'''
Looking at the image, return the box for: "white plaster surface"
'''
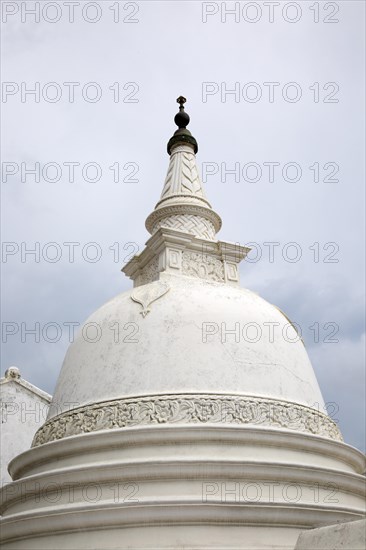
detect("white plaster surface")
[50,274,326,419]
[1,425,365,549]
[295,518,366,549]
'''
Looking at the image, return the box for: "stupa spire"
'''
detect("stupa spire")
[145,97,222,241]
[124,98,249,287]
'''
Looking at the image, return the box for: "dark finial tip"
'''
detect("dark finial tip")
[177,96,186,107]
[167,96,198,154]
[174,95,189,128]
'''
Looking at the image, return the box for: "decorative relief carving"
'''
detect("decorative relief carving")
[161,146,205,199]
[168,249,181,269]
[139,256,160,285]
[146,203,222,236]
[4,366,21,379]
[152,215,216,241]
[225,262,239,282]
[180,152,202,195]
[182,252,225,282]
[131,282,170,317]
[32,394,343,447]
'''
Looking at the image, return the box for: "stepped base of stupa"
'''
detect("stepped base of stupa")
[1,425,364,549]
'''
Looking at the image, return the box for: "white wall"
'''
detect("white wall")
[1,368,51,487]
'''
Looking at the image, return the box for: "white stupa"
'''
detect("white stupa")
[1,98,364,550]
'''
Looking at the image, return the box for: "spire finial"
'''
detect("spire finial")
[177,95,186,108]
[174,96,189,129]
[168,96,198,154]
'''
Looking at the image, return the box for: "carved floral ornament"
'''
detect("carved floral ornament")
[132,250,229,289]
[32,393,342,447]
[182,252,225,282]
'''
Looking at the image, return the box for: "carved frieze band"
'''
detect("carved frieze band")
[32,394,342,447]
[152,215,216,240]
[146,204,222,235]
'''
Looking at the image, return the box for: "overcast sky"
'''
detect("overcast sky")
[1,0,365,451]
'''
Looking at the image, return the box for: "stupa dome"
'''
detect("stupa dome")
[40,276,336,444]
